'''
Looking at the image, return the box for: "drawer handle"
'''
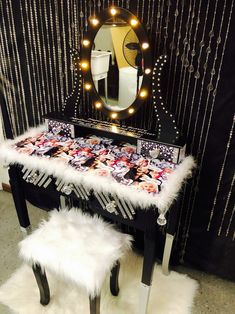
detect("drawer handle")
[61,184,73,195]
[26,173,38,184]
[105,201,116,213]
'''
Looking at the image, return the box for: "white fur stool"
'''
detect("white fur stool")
[19,208,132,314]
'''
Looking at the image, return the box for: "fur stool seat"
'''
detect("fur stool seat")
[19,208,132,314]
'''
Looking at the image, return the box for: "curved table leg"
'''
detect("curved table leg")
[32,263,50,306]
[110,261,120,296]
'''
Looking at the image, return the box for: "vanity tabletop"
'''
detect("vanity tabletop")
[0,125,195,213]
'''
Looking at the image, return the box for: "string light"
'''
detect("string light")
[90,18,99,26]
[145,68,151,74]
[139,90,148,98]
[130,19,138,26]
[111,113,118,119]
[142,42,149,49]
[110,8,117,16]
[95,101,102,108]
[84,83,92,90]
[82,7,152,119]
[82,39,90,46]
[81,61,89,70]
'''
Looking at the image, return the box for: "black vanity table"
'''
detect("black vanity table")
[0,6,195,314]
[5,124,194,314]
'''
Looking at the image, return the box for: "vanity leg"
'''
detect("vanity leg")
[20,226,32,237]
[8,166,31,234]
[162,233,174,275]
[162,202,179,275]
[139,229,156,314]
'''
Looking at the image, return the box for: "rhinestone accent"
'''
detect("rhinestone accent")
[61,184,73,195]
[105,201,116,213]
[26,173,38,184]
[157,214,167,226]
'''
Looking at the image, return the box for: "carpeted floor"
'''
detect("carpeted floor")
[0,190,235,313]
[0,252,198,314]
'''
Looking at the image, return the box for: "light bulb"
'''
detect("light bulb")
[142,42,149,49]
[130,19,138,26]
[139,90,147,98]
[111,113,118,119]
[110,8,117,16]
[85,83,92,90]
[95,102,102,108]
[83,39,90,46]
[145,68,151,74]
[81,61,89,69]
[91,18,99,26]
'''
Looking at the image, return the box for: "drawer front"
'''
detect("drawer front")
[19,166,158,230]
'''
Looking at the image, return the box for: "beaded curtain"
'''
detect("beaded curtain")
[0,0,234,279]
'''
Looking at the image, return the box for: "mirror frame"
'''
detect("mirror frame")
[81,7,152,120]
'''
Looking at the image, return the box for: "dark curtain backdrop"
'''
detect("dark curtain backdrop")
[0,0,234,280]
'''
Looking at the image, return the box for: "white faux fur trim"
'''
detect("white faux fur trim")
[19,208,132,297]
[0,125,196,212]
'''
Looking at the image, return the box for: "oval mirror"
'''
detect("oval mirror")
[81,7,152,120]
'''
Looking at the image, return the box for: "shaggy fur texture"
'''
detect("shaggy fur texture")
[0,252,198,314]
[19,208,132,297]
[0,125,196,211]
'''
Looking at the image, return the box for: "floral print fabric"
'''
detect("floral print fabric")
[14,132,177,195]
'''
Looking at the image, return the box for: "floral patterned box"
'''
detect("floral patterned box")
[137,139,186,164]
[45,119,75,138]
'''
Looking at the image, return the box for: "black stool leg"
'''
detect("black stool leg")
[32,263,50,306]
[110,261,120,296]
[89,295,100,314]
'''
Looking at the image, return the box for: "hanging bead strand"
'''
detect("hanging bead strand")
[8,0,29,130]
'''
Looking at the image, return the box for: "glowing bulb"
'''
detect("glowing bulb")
[85,83,92,90]
[128,108,135,114]
[81,61,89,69]
[139,90,147,98]
[145,68,151,74]
[95,102,102,108]
[130,19,138,26]
[142,42,149,49]
[111,113,118,119]
[110,8,117,16]
[91,18,99,26]
[83,39,90,46]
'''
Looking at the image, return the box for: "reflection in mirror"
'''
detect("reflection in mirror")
[90,19,143,112]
